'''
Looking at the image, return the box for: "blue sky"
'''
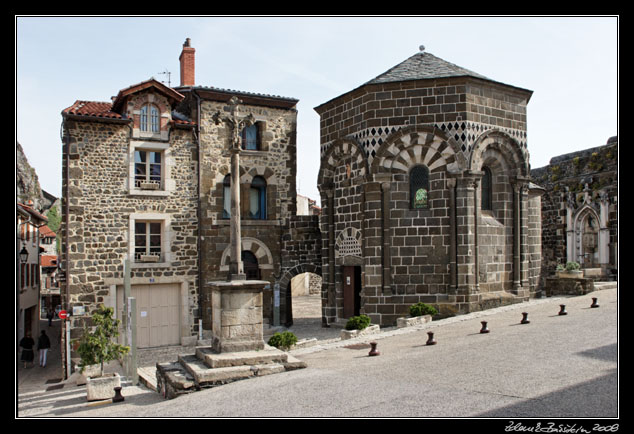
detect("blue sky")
[16,16,618,205]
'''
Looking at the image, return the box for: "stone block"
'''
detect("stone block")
[396,314,432,328]
[340,324,380,340]
[86,373,121,401]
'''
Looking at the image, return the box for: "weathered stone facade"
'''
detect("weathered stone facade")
[315,48,544,326]
[530,137,618,281]
[174,89,300,331]
[61,81,200,359]
[60,40,304,371]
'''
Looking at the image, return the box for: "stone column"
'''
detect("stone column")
[447,178,458,291]
[381,181,392,293]
[229,148,245,280]
[455,176,477,309]
[512,182,522,292]
[598,190,610,274]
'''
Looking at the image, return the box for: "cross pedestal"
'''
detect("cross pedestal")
[209,280,268,353]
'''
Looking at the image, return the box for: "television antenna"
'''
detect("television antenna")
[158,69,171,87]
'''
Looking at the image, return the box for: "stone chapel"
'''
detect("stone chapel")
[315,46,545,326]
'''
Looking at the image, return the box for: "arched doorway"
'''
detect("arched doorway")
[278,264,322,327]
[242,250,261,280]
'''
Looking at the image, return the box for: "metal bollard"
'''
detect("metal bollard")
[558,304,568,316]
[426,331,437,345]
[480,321,490,333]
[113,386,124,403]
[591,297,600,308]
[368,342,380,356]
[521,312,530,324]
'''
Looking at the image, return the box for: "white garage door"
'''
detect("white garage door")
[117,284,180,348]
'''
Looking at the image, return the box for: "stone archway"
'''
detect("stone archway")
[277,263,322,327]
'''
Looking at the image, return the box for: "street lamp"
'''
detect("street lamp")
[19,246,29,263]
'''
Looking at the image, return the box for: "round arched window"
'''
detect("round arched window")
[410,165,430,209]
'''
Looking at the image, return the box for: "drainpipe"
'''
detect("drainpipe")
[193,90,203,335]
[61,117,72,379]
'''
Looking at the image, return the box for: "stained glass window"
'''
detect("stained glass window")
[410,165,430,209]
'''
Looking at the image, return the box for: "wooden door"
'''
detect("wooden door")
[343,266,360,318]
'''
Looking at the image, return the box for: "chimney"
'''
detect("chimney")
[179,38,195,87]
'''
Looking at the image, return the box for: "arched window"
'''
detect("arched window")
[249,176,267,219]
[242,250,260,280]
[222,175,231,219]
[140,104,160,133]
[481,167,493,211]
[410,165,430,209]
[241,124,259,150]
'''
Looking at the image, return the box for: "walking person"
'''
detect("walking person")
[19,331,35,369]
[37,330,51,368]
[47,308,53,327]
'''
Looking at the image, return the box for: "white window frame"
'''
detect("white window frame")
[128,141,173,197]
[129,213,172,268]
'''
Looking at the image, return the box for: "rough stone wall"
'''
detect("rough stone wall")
[61,117,199,348]
[317,77,529,164]
[530,137,618,279]
[317,78,538,326]
[280,215,321,324]
[195,98,298,329]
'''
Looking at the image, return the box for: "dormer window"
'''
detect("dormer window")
[140,104,160,133]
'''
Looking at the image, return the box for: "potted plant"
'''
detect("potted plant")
[267,331,298,351]
[77,305,130,401]
[556,261,584,279]
[340,315,380,340]
[397,302,438,328]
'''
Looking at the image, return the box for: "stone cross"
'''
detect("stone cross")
[214,96,255,281]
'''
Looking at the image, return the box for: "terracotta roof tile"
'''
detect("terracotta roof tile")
[41,255,58,267]
[62,101,123,119]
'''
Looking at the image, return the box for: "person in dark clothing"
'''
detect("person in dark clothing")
[37,330,51,367]
[47,309,53,327]
[19,332,35,368]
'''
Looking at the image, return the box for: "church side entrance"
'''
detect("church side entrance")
[343,265,361,318]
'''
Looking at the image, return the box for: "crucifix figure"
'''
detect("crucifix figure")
[214,96,255,281]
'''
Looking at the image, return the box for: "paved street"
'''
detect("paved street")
[17,287,618,420]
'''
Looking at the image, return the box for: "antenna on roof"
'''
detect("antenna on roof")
[158,69,172,87]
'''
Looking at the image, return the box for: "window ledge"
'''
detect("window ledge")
[129,188,170,197]
[216,219,281,227]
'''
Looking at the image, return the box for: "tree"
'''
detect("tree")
[77,305,129,377]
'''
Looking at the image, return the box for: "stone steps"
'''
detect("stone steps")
[154,345,306,399]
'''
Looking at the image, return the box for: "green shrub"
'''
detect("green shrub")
[409,302,438,318]
[267,331,298,350]
[565,261,581,271]
[345,314,371,331]
[77,305,129,376]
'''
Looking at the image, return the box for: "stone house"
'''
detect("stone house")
[17,202,48,343]
[60,39,302,367]
[314,47,545,326]
[530,137,618,281]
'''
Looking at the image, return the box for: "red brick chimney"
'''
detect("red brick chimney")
[179,38,195,87]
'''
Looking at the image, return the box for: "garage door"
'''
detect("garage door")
[117,284,180,348]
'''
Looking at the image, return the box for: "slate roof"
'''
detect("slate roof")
[316,48,532,112]
[364,50,492,85]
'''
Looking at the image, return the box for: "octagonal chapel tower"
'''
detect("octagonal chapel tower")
[315,46,544,326]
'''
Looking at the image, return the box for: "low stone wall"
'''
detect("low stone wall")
[396,315,432,328]
[340,324,380,340]
[544,277,595,296]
